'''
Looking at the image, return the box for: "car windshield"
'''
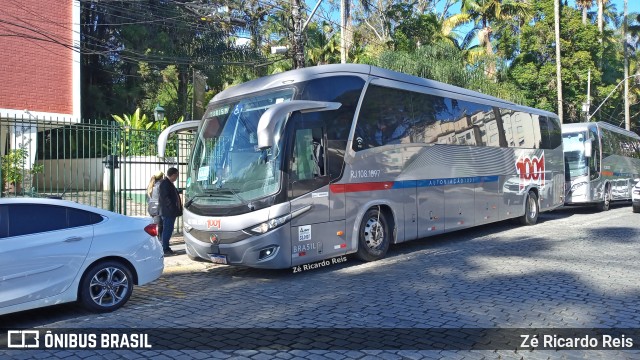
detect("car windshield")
[186,88,295,207]
[563,131,588,180]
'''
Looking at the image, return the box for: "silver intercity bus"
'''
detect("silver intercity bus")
[158,64,564,269]
[563,122,640,211]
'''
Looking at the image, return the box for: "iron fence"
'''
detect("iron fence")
[0,114,194,233]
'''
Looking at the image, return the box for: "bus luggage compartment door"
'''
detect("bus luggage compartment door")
[444,184,475,231]
[417,183,445,238]
[475,178,500,225]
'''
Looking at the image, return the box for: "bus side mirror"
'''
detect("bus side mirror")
[584,139,592,158]
[257,100,341,149]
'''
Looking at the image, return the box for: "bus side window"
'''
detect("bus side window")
[291,127,325,181]
[590,129,600,179]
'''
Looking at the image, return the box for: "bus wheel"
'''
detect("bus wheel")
[356,208,390,262]
[596,186,611,211]
[519,191,539,225]
[633,204,640,213]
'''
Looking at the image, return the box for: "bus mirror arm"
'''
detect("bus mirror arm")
[257,100,341,149]
[157,120,200,158]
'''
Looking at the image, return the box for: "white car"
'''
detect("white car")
[0,198,163,315]
[633,180,640,213]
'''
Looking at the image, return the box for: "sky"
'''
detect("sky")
[587,0,640,18]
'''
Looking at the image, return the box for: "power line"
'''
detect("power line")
[0,3,267,68]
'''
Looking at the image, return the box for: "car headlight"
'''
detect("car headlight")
[247,214,292,235]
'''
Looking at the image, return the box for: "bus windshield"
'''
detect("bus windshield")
[186,89,295,208]
[562,131,588,180]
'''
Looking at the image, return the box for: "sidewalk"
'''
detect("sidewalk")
[162,234,217,274]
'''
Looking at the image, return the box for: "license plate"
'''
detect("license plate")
[209,254,228,265]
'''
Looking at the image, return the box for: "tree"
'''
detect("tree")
[509,0,624,123]
[80,1,264,121]
[576,0,593,25]
[392,10,473,52]
[306,21,341,65]
[461,0,532,78]
[555,0,563,123]
[369,40,525,104]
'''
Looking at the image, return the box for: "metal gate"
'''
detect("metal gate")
[0,115,194,232]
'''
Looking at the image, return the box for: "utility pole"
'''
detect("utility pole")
[587,69,591,120]
[292,0,305,69]
[340,0,346,63]
[583,69,591,121]
[624,0,630,130]
[554,0,563,123]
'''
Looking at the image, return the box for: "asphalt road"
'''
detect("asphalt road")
[2,203,640,359]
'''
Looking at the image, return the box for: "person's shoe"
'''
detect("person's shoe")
[163,248,175,256]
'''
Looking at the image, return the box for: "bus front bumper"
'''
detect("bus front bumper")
[184,224,292,269]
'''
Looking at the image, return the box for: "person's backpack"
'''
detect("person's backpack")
[147,180,162,216]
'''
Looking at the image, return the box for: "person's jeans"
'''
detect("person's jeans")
[153,215,163,241]
[160,215,176,250]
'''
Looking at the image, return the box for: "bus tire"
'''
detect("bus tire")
[633,204,640,213]
[356,208,390,262]
[519,191,539,225]
[596,185,611,212]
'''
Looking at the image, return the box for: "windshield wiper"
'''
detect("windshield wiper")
[184,188,246,208]
[184,194,215,209]
[224,187,246,204]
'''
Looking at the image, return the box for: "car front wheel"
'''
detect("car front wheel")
[79,261,134,312]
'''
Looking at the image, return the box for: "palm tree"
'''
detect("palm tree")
[597,0,605,37]
[576,0,593,25]
[461,0,532,78]
[592,0,619,29]
[341,0,370,63]
[554,0,563,123]
[305,21,341,65]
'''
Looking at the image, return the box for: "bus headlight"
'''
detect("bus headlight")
[247,214,291,235]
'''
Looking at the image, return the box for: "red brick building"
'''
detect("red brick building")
[0,0,80,119]
[0,0,80,160]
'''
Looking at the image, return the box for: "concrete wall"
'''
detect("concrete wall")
[29,155,189,195]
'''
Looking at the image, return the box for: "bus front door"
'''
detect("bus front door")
[288,124,346,266]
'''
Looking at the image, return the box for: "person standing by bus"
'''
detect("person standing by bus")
[146,171,164,241]
[158,167,182,256]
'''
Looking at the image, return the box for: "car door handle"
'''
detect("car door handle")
[63,236,83,243]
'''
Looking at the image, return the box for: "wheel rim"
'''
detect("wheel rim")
[89,267,129,307]
[604,188,610,208]
[363,216,385,250]
[528,195,537,219]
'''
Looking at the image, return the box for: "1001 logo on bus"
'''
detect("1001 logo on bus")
[515,152,545,191]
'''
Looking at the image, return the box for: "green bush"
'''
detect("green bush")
[1,148,28,187]
[1,148,45,190]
